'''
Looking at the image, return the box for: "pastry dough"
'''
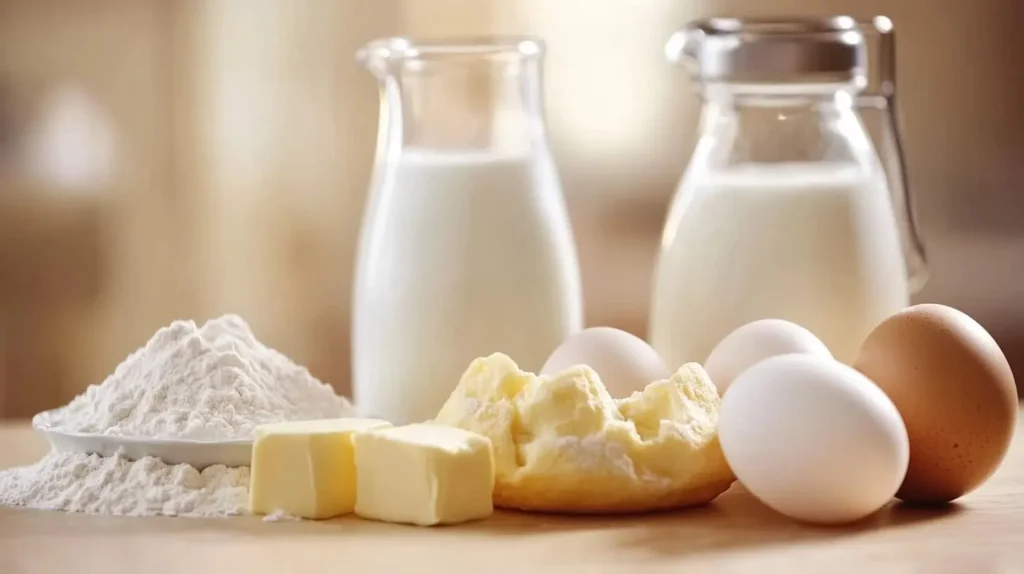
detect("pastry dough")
[434,353,735,513]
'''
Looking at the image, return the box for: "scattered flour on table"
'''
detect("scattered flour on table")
[262,509,301,522]
[35,314,356,441]
[0,450,249,518]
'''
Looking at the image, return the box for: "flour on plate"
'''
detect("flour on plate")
[1,313,356,518]
[36,314,356,441]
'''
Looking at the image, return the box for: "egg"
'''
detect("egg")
[719,354,909,524]
[704,319,832,394]
[541,327,670,397]
[854,304,1018,504]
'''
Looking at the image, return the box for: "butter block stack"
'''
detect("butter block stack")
[354,423,495,526]
[249,418,391,519]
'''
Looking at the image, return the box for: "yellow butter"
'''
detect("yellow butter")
[249,418,391,519]
[354,424,495,526]
[434,353,736,513]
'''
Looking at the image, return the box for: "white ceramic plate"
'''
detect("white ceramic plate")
[32,410,252,469]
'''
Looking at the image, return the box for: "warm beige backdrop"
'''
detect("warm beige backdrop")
[1,0,1022,417]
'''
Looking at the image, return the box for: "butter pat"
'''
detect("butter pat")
[249,418,391,519]
[354,424,495,526]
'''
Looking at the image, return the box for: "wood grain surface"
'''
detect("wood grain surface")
[0,418,1021,573]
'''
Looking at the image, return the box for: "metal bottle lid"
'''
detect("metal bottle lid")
[667,16,878,85]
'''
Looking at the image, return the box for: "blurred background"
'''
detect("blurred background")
[1,0,1022,418]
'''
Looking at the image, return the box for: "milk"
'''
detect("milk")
[650,164,909,368]
[352,150,583,424]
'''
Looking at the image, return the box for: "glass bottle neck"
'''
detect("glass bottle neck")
[702,81,860,105]
[376,55,546,156]
[695,83,878,169]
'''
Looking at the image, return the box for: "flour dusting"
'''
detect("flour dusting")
[0,450,249,517]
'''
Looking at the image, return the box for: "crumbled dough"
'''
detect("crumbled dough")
[434,353,735,513]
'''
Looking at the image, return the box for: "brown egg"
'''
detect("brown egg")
[854,304,1017,504]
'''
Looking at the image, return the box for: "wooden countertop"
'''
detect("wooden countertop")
[0,420,1021,573]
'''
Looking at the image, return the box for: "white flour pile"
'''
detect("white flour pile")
[0,314,356,518]
[0,451,249,517]
[36,314,355,440]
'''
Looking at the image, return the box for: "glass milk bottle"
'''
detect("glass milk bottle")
[353,37,583,424]
[650,17,928,368]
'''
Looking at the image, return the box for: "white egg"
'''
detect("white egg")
[718,354,909,525]
[541,327,670,397]
[705,319,832,394]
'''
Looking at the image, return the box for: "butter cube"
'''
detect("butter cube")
[249,418,391,519]
[354,424,495,526]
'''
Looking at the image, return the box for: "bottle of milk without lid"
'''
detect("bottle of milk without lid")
[651,17,929,367]
[353,37,583,424]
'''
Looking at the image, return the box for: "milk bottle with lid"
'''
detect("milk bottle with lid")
[353,37,583,424]
[650,17,929,367]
